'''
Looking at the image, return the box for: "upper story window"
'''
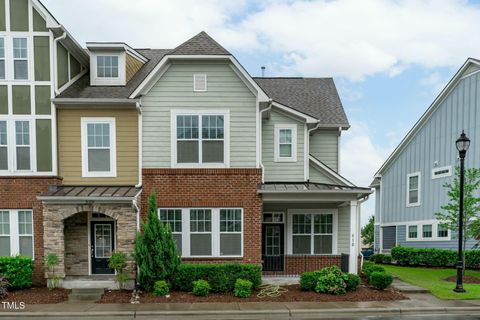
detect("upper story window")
[0,121,7,171]
[81,118,116,177]
[274,124,297,162]
[173,111,229,167]
[13,38,28,80]
[406,172,421,207]
[15,121,31,171]
[193,74,207,92]
[0,38,5,80]
[97,56,119,78]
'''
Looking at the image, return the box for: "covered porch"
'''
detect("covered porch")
[258,182,372,275]
[38,186,141,288]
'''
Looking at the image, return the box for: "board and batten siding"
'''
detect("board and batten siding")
[380,71,480,224]
[57,108,138,185]
[262,109,305,181]
[310,130,339,172]
[141,61,257,168]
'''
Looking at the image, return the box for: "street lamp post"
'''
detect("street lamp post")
[454,130,470,293]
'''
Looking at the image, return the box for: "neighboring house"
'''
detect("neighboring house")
[372,58,480,253]
[0,0,371,287]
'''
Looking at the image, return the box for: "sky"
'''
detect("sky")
[42,0,480,225]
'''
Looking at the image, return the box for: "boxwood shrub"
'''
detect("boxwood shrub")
[234,279,253,298]
[192,280,210,296]
[0,256,33,289]
[370,254,392,264]
[173,264,261,293]
[369,271,393,290]
[390,247,480,268]
[299,271,321,291]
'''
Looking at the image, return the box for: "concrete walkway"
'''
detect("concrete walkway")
[1,293,480,319]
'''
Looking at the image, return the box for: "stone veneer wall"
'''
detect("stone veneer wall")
[64,213,89,276]
[43,203,137,279]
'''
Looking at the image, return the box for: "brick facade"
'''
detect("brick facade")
[264,255,363,276]
[0,176,62,285]
[142,168,263,264]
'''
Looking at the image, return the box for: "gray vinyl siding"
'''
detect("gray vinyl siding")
[374,225,380,252]
[309,163,337,184]
[142,61,257,168]
[396,224,478,250]
[263,203,350,255]
[380,72,480,226]
[310,130,339,171]
[262,109,305,181]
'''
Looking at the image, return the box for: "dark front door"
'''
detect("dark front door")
[262,224,284,271]
[91,221,115,274]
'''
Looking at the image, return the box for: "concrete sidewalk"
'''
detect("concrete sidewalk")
[1,293,480,319]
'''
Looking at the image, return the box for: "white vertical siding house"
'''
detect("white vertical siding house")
[372,58,480,252]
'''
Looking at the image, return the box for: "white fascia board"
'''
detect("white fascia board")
[309,155,355,187]
[271,101,319,124]
[129,55,270,101]
[52,98,139,106]
[86,42,148,63]
[375,58,480,176]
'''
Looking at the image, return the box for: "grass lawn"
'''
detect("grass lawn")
[383,264,480,300]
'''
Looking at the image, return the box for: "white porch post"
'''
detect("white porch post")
[349,200,358,274]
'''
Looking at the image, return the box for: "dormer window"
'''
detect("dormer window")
[97,56,119,78]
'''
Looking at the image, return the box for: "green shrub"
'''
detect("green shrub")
[234,279,253,298]
[0,256,33,289]
[300,271,321,291]
[345,273,361,292]
[192,280,210,296]
[109,252,129,289]
[134,191,181,291]
[0,277,8,299]
[173,264,261,293]
[314,266,348,295]
[369,272,393,290]
[370,254,392,264]
[362,264,385,279]
[153,280,170,296]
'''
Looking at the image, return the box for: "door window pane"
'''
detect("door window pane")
[95,224,112,258]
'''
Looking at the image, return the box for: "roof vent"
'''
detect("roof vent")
[261,66,266,77]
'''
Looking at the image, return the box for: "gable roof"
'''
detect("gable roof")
[309,155,355,187]
[254,77,349,128]
[169,31,230,55]
[375,58,480,176]
[57,49,170,100]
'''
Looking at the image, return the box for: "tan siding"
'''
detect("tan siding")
[126,54,144,83]
[57,108,139,185]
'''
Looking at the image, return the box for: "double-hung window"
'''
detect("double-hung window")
[0,38,5,80]
[13,38,28,80]
[407,172,421,207]
[97,56,119,78]
[274,124,297,162]
[437,224,448,238]
[81,118,116,177]
[175,112,228,166]
[159,209,183,254]
[291,212,335,255]
[0,121,7,170]
[189,209,212,256]
[15,121,30,171]
[408,225,418,239]
[219,209,242,256]
[0,210,33,258]
[422,224,432,238]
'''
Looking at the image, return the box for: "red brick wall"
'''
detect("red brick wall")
[0,176,62,285]
[264,255,363,276]
[142,168,263,264]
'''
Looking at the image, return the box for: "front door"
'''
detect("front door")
[262,224,284,271]
[91,221,115,274]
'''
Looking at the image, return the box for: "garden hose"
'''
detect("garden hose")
[257,284,288,298]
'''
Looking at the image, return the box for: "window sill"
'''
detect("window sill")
[172,163,229,169]
[274,158,297,163]
[406,203,421,208]
[82,172,117,178]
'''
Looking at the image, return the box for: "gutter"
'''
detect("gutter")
[258,189,373,195]
[259,99,273,183]
[52,98,140,106]
[53,32,67,95]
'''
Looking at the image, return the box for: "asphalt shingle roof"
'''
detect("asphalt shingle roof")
[169,31,230,55]
[253,77,349,127]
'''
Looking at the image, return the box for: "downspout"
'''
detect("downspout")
[259,99,273,183]
[306,121,321,181]
[135,101,143,189]
[53,31,67,95]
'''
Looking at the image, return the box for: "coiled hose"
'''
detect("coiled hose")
[257,284,288,298]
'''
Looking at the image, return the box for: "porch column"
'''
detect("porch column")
[349,200,358,274]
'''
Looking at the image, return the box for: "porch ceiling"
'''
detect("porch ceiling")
[37,185,141,202]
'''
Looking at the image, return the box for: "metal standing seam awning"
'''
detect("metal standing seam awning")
[37,185,141,202]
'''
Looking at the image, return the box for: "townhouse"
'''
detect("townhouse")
[0,0,371,288]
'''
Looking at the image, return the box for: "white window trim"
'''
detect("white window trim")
[405,220,451,241]
[81,117,117,178]
[0,37,5,80]
[12,37,29,81]
[170,109,230,168]
[406,172,421,207]
[432,165,452,179]
[286,209,338,255]
[0,209,34,259]
[90,51,126,86]
[14,120,32,172]
[274,124,297,162]
[193,74,207,92]
[158,207,244,258]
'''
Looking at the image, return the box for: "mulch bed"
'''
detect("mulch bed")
[98,284,407,304]
[1,287,71,304]
[444,275,480,284]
